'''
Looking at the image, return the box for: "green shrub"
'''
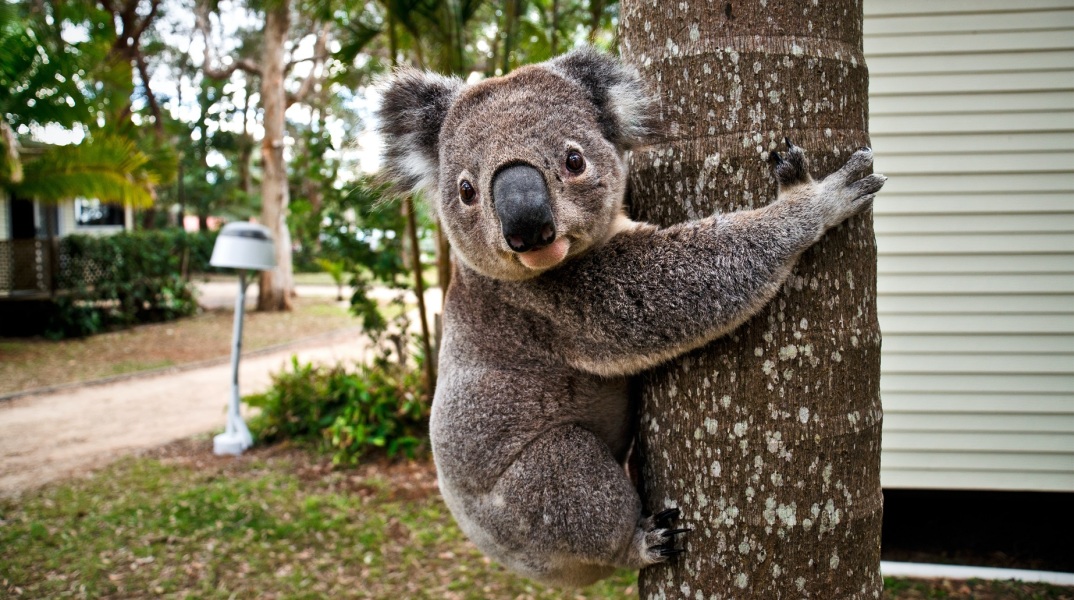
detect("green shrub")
[245,355,428,465]
[44,229,209,338]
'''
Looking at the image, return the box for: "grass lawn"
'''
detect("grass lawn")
[1,441,1070,600]
[0,297,358,397]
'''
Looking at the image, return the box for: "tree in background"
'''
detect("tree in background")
[0,0,160,208]
[196,0,337,310]
[620,0,884,596]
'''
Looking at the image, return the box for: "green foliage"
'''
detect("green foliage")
[0,1,175,212]
[42,229,217,338]
[291,176,418,331]
[0,1,108,131]
[14,135,157,207]
[246,354,428,465]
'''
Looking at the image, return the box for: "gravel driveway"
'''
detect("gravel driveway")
[0,330,368,498]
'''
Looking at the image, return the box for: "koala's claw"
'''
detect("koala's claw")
[772,138,810,187]
[635,508,689,565]
[652,508,680,528]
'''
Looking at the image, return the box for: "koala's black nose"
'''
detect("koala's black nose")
[493,164,556,253]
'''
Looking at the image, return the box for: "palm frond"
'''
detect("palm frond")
[13,136,154,207]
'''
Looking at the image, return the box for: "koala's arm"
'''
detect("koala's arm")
[525,146,885,378]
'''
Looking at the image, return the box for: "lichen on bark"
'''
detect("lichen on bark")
[620,1,884,597]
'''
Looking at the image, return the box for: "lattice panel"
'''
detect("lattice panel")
[0,241,12,293]
[9,240,48,293]
[57,245,110,289]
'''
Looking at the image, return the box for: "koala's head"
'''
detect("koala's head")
[378,48,655,281]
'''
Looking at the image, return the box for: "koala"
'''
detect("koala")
[377,48,886,587]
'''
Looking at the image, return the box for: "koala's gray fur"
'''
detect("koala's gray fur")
[378,48,886,587]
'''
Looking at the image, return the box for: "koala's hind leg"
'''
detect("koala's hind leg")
[484,425,686,587]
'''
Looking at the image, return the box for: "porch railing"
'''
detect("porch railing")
[0,239,57,298]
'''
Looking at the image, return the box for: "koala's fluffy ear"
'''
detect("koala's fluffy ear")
[548,48,657,151]
[377,69,464,195]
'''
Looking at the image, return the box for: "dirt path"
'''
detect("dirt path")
[0,332,370,498]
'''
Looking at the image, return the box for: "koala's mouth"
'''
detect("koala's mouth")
[516,237,571,270]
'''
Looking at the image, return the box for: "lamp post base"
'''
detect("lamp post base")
[213,431,252,456]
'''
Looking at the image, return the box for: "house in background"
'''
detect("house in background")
[0,193,133,298]
[865,0,1073,494]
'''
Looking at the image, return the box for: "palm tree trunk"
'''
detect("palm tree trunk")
[258,0,295,311]
[620,1,884,596]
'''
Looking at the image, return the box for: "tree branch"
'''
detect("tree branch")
[129,0,161,45]
[194,0,262,79]
[135,50,164,135]
[285,22,329,107]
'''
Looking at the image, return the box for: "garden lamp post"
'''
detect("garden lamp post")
[209,222,276,456]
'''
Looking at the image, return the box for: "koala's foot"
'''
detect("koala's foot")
[632,507,690,565]
[769,137,810,187]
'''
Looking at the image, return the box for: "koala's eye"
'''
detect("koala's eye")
[459,180,477,205]
[565,150,585,174]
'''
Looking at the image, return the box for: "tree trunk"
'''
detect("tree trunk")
[405,196,436,394]
[620,2,884,597]
[258,1,295,311]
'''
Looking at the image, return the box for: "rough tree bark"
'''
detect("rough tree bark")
[620,1,884,598]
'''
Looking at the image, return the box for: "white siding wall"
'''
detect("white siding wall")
[58,199,76,237]
[865,0,1074,491]
[0,194,8,241]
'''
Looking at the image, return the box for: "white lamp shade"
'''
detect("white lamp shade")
[210,222,276,271]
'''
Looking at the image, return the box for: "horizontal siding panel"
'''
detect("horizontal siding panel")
[880,334,1074,354]
[878,290,1073,310]
[883,431,1074,452]
[877,275,1074,294]
[878,255,1074,275]
[876,152,1072,175]
[879,294,1074,314]
[873,132,1074,154]
[872,91,1074,115]
[882,392,1074,414]
[870,70,1074,95]
[869,51,1074,76]
[873,193,1074,215]
[879,313,1074,333]
[872,111,1074,135]
[880,174,1072,194]
[865,10,1074,36]
[866,1,1074,17]
[865,30,1074,56]
[881,373,1072,393]
[880,468,1073,492]
[881,353,1074,374]
[875,213,1074,234]
[876,233,1074,254]
[884,413,1074,433]
[882,451,1074,473]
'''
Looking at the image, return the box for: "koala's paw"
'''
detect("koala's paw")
[635,508,689,565]
[769,137,811,188]
[818,146,888,225]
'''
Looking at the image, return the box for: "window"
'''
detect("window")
[75,198,124,227]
